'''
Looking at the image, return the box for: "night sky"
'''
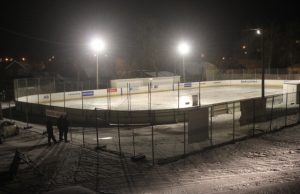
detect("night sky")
[0,0,299,61]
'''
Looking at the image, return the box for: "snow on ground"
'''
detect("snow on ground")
[0,119,300,194]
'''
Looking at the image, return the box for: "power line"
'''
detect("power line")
[0,26,79,46]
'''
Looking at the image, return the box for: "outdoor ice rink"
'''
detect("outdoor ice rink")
[46,85,283,110]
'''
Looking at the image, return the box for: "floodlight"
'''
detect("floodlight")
[177,42,190,56]
[256,29,262,35]
[90,38,105,53]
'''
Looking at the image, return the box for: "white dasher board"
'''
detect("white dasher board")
[283,81,300,104]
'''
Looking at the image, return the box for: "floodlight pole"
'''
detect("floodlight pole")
[90,37,105,89]
[261,29,265,98]
[96,54,99,89]
[243,28,265,98]
[182,56,185,82]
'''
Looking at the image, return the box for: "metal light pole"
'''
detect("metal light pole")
[90,37,106,89]
[256,29,265,98]
[96,54,99,89]
[177,41,190,83]
[261,30,265,98]
[182,56,186,82]
[243,28,264,98]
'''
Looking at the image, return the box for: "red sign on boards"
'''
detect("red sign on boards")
[107,88,117,92]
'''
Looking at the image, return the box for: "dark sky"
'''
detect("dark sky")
[0,0,299,61]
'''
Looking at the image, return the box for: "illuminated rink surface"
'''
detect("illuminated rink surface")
[46,85,283,110]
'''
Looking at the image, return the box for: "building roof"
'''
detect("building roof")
[5,60,30,71]
[144,71,176,77]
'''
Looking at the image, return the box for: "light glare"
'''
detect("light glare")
[90,38,105,53]
[256,29,261,35]
[177,42,190,56]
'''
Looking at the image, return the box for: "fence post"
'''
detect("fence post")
[298,91,300,123]
[151,111,155,165]
[70,114,73,142]
[129,83,131,111]
[252,99,256,136]
[81,83,85,146]
[147,83,151,121]
[285,93,288,127]
[132,113,135,157]
[63,81,66,110]
[25,79,29,127]
[82,119,85,146]
[95,108,99,148]
[178,82,180,109]
[49,79,52,107]
[172,78,175,91]
[150,82,152,110]
[109,86,111,112]
[210,106,213,145]
[269,96,274,131]
[37,78,40,104]
[183,111,186,157]
[198,81,201,107]
[148,83,150,110]
[127,83,129,111]
[117,112,122,156]
[15,79,19,100]
[80,82,83,111]
[106,81,110,110]
[232,102,235,141]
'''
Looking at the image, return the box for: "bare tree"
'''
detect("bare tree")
[131,18,162,76]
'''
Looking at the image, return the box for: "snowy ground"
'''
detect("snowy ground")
[0,119,300,194]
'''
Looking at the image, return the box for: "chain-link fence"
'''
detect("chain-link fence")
[205,68,299,81]
[76,92,299,164]
[2,91,299,165]
[6,71,300,164]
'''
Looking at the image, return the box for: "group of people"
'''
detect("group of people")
[46,115,69,146]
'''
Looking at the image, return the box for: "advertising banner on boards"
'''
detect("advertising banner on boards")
[82,90,94,96]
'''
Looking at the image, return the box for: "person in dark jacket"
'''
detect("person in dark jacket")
[62,115,69,142]
[46,119,57,145]
[57,115,64,141]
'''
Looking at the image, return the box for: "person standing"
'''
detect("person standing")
[62,115,69,142]
[46,119,57,146]
[57,115,63,141]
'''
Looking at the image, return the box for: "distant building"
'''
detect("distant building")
[288,64,300,74]
[4,60,31,77]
